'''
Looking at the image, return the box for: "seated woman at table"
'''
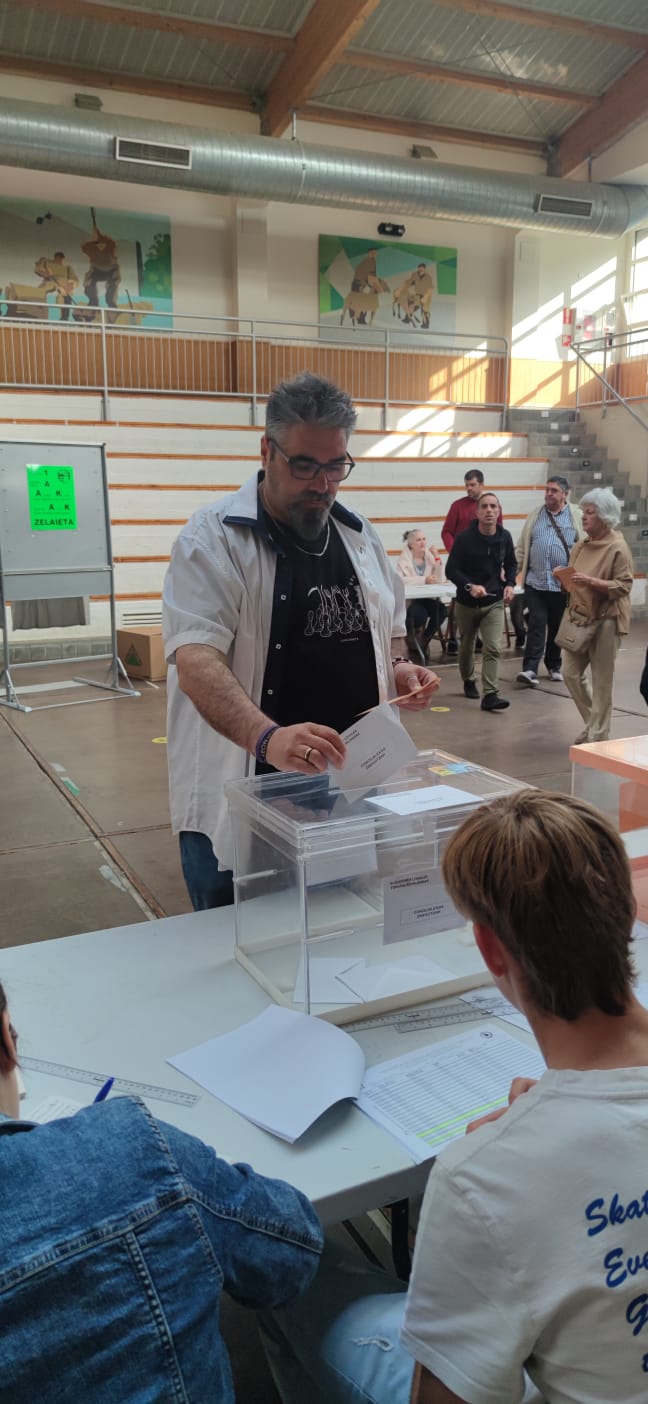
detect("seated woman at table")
[398,527,447,658]
[0,982,322,1402]
[557,487,633,744]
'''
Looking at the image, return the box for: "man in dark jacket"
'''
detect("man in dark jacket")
[446,492,516,712]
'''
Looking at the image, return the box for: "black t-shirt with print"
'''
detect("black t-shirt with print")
[270,516,379,735]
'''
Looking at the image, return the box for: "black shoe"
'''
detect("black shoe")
[481,692,510,712]
[463,680,479,699]
[446,639,459,655]
[475,638,483,653]
[515,636,526,650]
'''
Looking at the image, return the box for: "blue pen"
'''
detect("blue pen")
[94,1077,114,1103]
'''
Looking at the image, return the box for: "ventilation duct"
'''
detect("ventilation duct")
[534,193,593,219]
[0,98,646,238]
[115,137,192,170]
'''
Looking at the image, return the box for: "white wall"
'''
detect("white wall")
[511,228,629,363]
[581,402,648,497]
[266,200,514,339]
[0,74,636,361]
[0,74,533,339]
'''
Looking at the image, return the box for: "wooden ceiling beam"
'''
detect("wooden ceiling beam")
[551,54,648,176]
[261,0,382,137]
[303,103,546,157]
[345,50,595,106]
[0,52,254,112]
[428,0,648,50]
[18,0,292,53]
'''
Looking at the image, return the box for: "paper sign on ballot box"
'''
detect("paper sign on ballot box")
[383,867,465,944]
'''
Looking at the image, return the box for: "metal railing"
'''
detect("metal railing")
[573,324,648,438]
[0,301,510,428]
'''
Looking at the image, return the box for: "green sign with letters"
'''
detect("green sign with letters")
[26,464,78,531]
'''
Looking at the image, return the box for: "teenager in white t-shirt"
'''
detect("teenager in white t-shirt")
[259,789,648,1404]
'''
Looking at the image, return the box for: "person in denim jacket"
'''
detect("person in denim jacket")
[0,979,323,1403]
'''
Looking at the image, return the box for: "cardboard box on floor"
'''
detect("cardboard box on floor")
[117,626,167,682]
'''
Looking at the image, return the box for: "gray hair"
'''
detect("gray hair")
[477,490,500,507]
[580,487,622,529]
[265,372,357,442]
[547,475,570,493]
[403,527,425,544]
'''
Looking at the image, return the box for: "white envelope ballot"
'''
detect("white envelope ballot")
[337,704,417,796]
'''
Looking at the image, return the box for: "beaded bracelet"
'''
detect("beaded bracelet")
[255,723,280,765]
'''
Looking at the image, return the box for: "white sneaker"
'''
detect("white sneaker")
[546,669,563,682]
[516,670,539,688]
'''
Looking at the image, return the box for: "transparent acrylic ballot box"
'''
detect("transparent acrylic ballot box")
[226,749,525,1022]
[571,736,648,922]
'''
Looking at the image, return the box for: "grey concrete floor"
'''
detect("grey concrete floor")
[2,629,648,1400]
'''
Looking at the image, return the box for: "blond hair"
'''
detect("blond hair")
[442,790,636,1020]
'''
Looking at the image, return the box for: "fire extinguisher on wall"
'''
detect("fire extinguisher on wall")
[562,306,575,348]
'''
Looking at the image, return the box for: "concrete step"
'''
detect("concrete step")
[509,408,577,424]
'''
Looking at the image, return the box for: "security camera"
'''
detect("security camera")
[378,222,405,237]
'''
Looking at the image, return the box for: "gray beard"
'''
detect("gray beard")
[287,504,331,540]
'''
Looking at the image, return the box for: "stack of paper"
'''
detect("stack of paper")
[358,1026,545,1162]
[168,1005,365,1142]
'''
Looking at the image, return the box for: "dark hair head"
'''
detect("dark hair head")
[464,469,484,485]
[442,790,636,1021]
[265,373,357,442]
[0,979,16,1062]
[547,475,570,493]
[54,251,65,259]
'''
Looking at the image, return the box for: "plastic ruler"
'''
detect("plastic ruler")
[20,1057,199,1107]
[345,1000,494,1034]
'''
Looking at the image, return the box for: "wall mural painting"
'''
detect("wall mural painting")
[0,199,172,326]
[319,234,457,335]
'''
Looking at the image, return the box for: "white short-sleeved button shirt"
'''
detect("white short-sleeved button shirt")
[162,473,406,869]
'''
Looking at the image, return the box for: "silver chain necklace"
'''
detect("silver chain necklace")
[291,520,331,557]
[269,514,331,558]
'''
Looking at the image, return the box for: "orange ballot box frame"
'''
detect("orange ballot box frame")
[571,736,648,921]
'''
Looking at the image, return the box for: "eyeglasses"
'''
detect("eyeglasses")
[267,436,354,483]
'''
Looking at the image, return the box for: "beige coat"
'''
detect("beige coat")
[567,531,634,634]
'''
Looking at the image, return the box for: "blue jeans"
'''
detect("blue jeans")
[258,1233,546,1404]
[258,1235,414,1404]
[179,831,234,910]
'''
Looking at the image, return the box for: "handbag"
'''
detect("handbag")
[554,610,601,654]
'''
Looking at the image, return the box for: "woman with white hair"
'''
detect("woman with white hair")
[397,527,446,659]
[556,488,633,743]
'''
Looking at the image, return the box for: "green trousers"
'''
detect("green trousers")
[455,599,505,696]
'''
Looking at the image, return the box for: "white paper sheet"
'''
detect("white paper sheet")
[28,1096,82,1123]
[633,921,648,941]
[338,956,455,1002]
[337,704,417,796]
[366,783,484,816]
[292,955,364,1005]
[168,1005,366,1143]
[383,868,464,944]
[358,1026,545,1162]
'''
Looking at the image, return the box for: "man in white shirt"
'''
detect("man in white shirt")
[162,373,439,909]
[260,788,648,1404]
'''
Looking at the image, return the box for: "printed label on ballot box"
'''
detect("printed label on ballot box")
[383,867,463,944]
